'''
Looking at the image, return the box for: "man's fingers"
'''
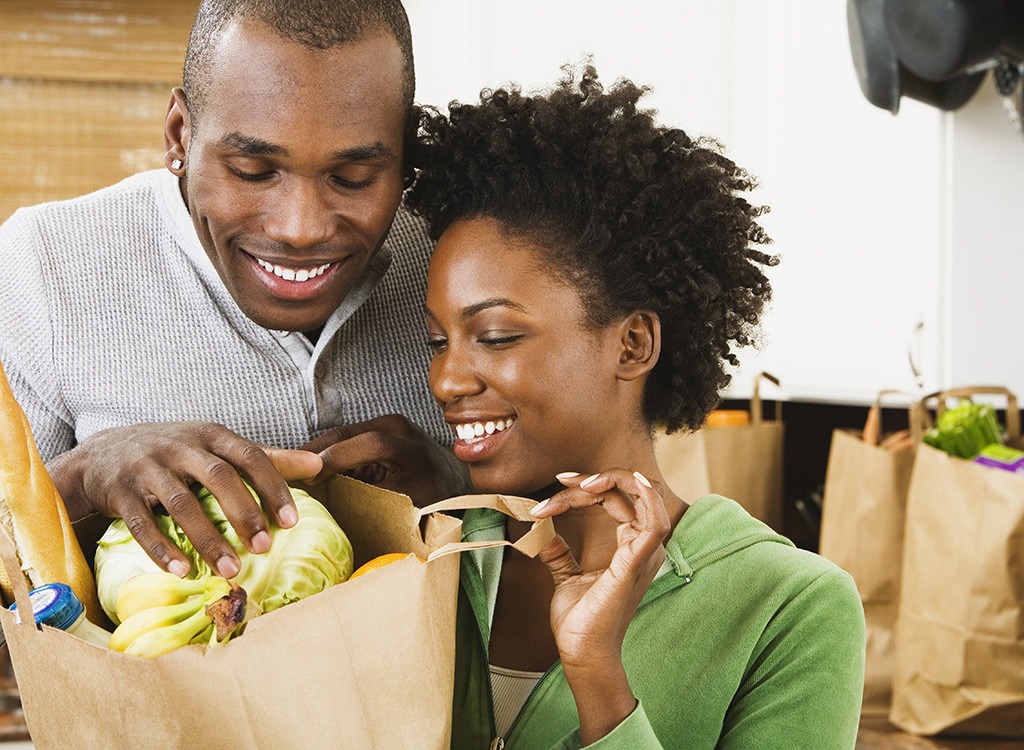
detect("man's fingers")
[119,498,192,578]
[203,431,299,533]
[146,469,245,578]
[263,447,323,481]
[307,430,400,483]
[301,424,361,454]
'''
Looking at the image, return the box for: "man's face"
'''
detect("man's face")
[168,20,408,333]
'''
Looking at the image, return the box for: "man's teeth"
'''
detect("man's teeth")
[255,257,332,282]
[455,419,514,441]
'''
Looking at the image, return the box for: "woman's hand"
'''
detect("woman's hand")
[530,469,671,743]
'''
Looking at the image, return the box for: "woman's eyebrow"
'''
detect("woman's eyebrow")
[424,298,527,323]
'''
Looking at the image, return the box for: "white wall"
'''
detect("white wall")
[405,0,1024,406]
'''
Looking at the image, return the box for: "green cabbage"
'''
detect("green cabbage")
[95,483,353,624]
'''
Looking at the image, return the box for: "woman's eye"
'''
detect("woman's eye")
[426,338,448,352]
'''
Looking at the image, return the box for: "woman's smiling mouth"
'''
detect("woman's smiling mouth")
[450,417,516,462]
[453,417,515,442]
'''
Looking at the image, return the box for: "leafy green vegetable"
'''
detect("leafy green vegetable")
[95,484,353,625]
[923,400,1004,459]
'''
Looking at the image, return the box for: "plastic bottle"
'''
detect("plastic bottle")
[8,582,111,648]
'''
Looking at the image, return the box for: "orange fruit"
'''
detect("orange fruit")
[348,552,420,580]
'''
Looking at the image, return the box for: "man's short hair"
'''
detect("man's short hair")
[183,0,415,122]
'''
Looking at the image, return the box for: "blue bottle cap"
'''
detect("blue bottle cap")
[8,582,83,631]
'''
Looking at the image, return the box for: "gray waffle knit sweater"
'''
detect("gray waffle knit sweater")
[0,169,448,461]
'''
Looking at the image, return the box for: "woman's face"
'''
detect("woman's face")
[425,217,630,495]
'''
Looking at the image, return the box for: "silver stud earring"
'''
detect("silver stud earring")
[170,158,183,170]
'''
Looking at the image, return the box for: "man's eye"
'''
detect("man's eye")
[479,335,522,346]
[230,167,274,182]
[331,174,376,190]
[426,338,448,352]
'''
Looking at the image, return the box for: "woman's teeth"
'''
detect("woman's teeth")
[255,257,333,282]
[455,418,514,441]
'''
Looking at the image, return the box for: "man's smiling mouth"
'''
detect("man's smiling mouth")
[254,256,336,282]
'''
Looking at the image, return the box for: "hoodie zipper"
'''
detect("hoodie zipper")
[496,573,692,748]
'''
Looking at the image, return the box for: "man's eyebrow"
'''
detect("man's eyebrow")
[219,132,285,155]
[217,134,394,162]
[331,142,395,161]
[425,297,528,323]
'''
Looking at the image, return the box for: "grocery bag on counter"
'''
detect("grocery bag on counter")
[0,475,554,750]
[818,390,920,717]
[655,372,784,531]
[890,386,1024,738]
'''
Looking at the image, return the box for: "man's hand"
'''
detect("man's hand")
[50,422,322,578]
[301,414,469,506]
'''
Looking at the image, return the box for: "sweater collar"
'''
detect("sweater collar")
[155,167,392,344]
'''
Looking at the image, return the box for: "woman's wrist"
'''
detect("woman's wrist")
[563,660,637,745]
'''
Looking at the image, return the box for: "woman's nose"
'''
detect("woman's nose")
[429,347,484,402]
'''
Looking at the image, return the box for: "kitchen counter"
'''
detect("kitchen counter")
[857,717,1022,749]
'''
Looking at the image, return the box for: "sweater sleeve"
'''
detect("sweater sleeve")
[554,700,663,750]
[720,567,866,750]
[0,210,75,461]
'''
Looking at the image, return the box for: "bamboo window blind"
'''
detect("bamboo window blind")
[0,1,199,221]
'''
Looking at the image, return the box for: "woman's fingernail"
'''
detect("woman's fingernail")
[579,473,601,488]
[633,471,653,488]
[530,499,550,516]
[555,472,580,481]
[217,555,240,579]
[167,559,189,579]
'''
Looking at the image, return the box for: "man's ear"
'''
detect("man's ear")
[163,87,190,172]
[616,310,661,382]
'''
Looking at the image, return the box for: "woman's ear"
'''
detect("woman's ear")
[616,310,661,382]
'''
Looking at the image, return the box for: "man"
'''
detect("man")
[0,0,463,581]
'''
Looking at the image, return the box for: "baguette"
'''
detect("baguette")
[0,361,101,622]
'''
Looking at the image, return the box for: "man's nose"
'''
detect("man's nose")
[262,178,337,250]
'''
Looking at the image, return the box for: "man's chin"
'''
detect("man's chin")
[242,305,333,335]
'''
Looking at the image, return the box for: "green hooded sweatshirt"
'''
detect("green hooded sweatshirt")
[452,495,866,749]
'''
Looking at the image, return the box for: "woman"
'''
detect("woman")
[407,66,865,749]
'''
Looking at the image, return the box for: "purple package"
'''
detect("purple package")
[972,444,1024,474]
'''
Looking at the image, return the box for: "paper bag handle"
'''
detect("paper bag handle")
[0,522,36,629]
[416,494,556,563]
[909,386,1021,445]
[750,372,782,424]
[933,385,1020,441]
[863,389,922,446]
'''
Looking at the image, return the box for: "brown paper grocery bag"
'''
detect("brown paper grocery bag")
[819,390,920,717]
[0,476,555,750]
[890,386,1024,738]
[655,372,784,530]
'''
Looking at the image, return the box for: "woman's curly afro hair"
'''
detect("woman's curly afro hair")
[406,64,778,434]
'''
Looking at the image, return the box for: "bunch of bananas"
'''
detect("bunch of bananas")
[110,572,248,658]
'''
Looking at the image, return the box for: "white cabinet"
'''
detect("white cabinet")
[406,0,1024,404]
